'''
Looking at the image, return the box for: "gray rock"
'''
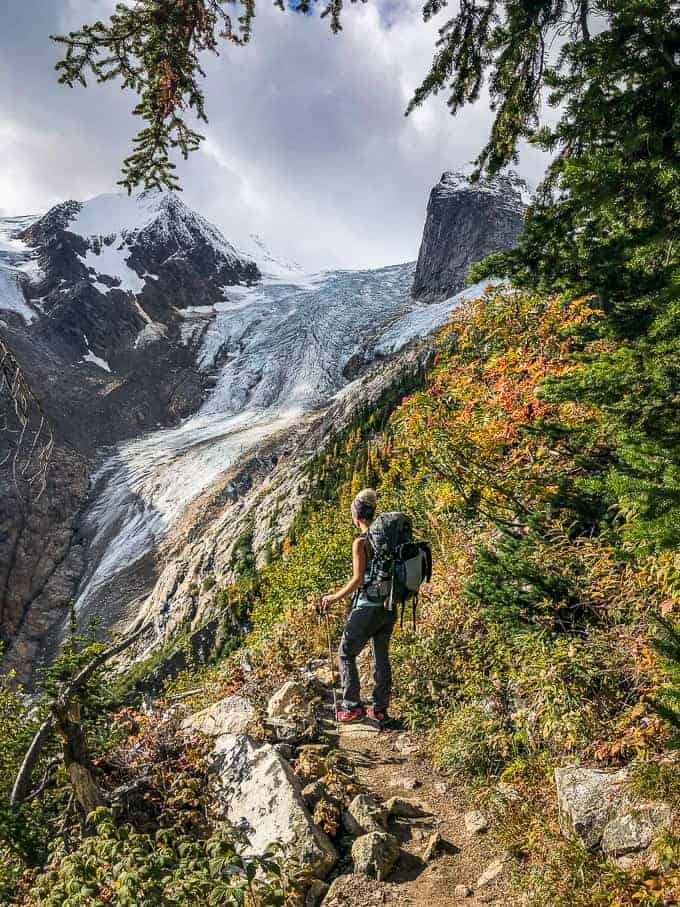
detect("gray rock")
[274,743,295,760]
[556,765,673,861]
[267,680,313,719]
[182,695,258,737]
[269,714,319,744]
[422,831,442,862]
[475,856,509,890]
[464,809,488,834]
[342,794,387,836]
[454,884,472,899]
[385,796,429,818]
[412,170,527,302]
[211,732,337,877]
[351,831,401,880]
[554,766,628,848]
[601,803,672,857]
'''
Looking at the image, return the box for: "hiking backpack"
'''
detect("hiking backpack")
[362,512,432,630]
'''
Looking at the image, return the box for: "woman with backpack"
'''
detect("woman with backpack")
[321,488,397,724]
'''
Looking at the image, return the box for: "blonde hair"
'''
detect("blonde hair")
[351,488,377,522]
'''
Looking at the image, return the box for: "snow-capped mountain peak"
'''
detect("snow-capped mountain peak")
[66,191,251,271]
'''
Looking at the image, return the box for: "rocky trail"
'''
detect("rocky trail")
[182,648,516,907]
[318,682,514,906]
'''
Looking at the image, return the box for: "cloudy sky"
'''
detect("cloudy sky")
[1,0,551,269]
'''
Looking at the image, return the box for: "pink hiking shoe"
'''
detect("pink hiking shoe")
[366,706,388,722]
[336,706,364,723]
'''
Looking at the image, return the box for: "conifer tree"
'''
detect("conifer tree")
[650,615,680,749]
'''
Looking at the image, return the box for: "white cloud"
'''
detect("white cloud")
[0,0,551,269]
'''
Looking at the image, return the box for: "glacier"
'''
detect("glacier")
[0,190,491,628]
[75,264,484,613]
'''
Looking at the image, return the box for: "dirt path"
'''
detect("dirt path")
[324,717,515,906]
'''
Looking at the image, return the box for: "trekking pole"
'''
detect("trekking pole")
[316,598,339,731]
[324,613,339,728]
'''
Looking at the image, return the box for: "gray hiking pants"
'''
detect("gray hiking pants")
[338,606,397,712]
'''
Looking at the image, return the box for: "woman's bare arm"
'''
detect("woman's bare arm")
[321,537,367,607]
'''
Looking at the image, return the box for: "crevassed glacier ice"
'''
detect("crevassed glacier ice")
[76,263,485,611]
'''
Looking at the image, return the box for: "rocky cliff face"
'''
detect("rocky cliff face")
[0,193,260,671]
[412,171,528,302]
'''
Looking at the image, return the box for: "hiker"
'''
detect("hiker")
[321,489,396,724]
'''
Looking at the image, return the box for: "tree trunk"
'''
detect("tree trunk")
[54,701,104,818]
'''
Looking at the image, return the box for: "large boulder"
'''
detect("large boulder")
[555,766,672,857]
[182,694,259,737]
[183,697,336,877]
[211,732,337,877]
[555,766,629,848]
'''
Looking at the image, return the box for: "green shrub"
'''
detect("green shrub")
[26,809,304,906]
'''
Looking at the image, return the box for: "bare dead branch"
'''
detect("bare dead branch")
[10,622,152,807]
[0,333,54,502]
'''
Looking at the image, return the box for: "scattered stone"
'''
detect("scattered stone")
[343,794,387,836]
[210,732,337,877]
[454,884,472,899]
[395,734,420,756]
[464,809,488,834]
[475,856,509,890]
[351,831,401,880]
[434,781,449,795]
[182,695,258,737]
[385,796,429,818]
[306,879,329,906]
[267,680,313,719]
[422,831,442,862]
[601,804,673,857]
[496,782,521,803]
